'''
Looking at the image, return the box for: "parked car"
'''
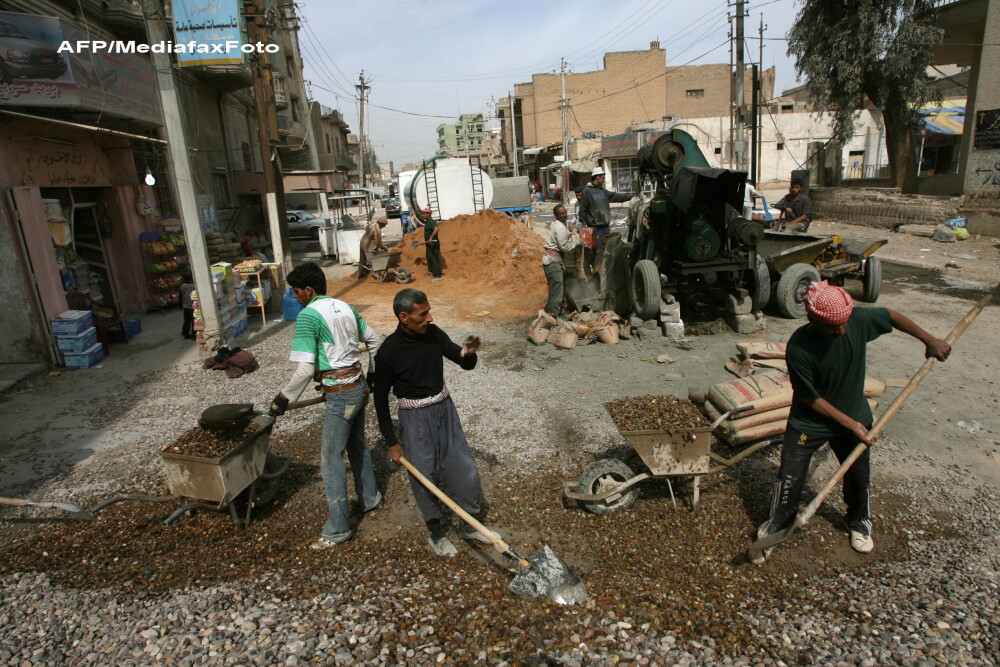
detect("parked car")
[379,195,390,207]
[285,210,339,239]
[384,198,401,218]
[0,19,67,84]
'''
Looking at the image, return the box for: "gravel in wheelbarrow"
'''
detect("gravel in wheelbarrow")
[160,422,264,459]
[604,395,708,431]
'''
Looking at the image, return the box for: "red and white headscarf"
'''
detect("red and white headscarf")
[805,280,853,325]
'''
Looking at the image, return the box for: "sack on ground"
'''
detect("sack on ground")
[707,369,793,416]
[527,315,550,345]
[547,322,579,349]
[735,341,787,359]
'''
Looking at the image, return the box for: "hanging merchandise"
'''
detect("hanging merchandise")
[43,198,71,246]
[139,218,189,309]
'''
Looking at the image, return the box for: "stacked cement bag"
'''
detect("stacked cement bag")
[526,310,627,349]
[693,367,886,445]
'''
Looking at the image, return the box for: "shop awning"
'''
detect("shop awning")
[921,101,965,135]
[570,159,598,173]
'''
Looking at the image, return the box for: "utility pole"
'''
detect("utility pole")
[243,0,290,276]
[356,72,370,191]
[141,0,220,348]
[733,0,747,171]
[509,92,519,177]
[560,58,571,204]
[758,14,767,185]
[728,18,734,169]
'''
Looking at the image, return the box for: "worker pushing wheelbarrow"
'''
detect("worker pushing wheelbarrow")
[355,250,412,284]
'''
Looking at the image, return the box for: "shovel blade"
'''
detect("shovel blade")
[509,545,587,605]
[747,524,799,554]
[51,503,97,521]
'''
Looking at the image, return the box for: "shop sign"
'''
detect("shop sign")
[173,0,244,67]
[602,133,639,158]
[0,12,159,124]
[973,108,1000,150]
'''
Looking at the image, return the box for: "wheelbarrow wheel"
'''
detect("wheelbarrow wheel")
[776,263,820,319]
[861,256,881,303]
[579,459,639,514]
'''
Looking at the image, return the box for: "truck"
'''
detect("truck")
[399,156,495,227]
[490,176,532,218]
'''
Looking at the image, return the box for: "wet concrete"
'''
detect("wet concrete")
[882,262,995,302]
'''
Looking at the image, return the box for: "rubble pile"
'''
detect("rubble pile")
[605,394,707,431]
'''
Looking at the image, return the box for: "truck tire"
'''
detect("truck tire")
[776,263,820,319]
[632,259,661,320]
[862,256,881,303]
[748,253,770,312]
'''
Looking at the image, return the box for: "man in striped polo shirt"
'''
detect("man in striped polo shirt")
[269,262,384,549]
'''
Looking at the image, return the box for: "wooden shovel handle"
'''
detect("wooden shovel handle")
[398,455,529,568]
[798,292,993,528]
[288,395,324,411]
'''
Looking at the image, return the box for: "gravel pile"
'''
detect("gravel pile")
[1,319,998,664]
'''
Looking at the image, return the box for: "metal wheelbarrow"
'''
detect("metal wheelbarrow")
[356,251,412,284]
[563,403,779,513]
[88,398,324,529]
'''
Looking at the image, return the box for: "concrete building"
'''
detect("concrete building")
[436,113,487,156]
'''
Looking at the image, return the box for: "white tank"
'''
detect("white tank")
[406,158,494,220]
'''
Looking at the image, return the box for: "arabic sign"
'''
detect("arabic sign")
[602,133,638,158]
[0,12,159,124]
[173,0,244,67]
[973,108,1000,151]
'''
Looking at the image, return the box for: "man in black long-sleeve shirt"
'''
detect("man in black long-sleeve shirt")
[373,288,499,557]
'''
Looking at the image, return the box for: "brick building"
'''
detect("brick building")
[498,42,773,168]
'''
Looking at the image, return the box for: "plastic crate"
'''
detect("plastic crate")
[51,310,94,336]
[109,317,141,343]
[56,326,98,353]
[64,342,104,370]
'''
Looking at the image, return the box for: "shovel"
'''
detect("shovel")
[409,240,426,249]
[0,496,96,521]
[748,292,994,557]
[398,455,587,605]
[199,396,325,429]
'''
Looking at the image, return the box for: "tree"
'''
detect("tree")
[788,0,943,192]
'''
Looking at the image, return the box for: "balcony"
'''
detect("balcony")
[189,63,253,92]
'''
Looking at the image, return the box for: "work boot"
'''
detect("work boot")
[310,532,353,550]
[362,492,384,513]
[747,520,774,565]
[428,535,457,558]
[850,530,874,553]
[431,276,443,282]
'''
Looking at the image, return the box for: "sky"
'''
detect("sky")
[295,0,805,169]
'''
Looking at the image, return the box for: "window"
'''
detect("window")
[291,99,299,122]
[241,141,253,171]
[286,57,295,78]
[781,104,794,113]
[777,143,785,151]
[686,89,705,97]
[714,147,722,155]
[326,134,332,153]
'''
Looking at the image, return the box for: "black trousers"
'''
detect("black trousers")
[426,241,442,278]
[764,425,872,536]
[182,307,194,338]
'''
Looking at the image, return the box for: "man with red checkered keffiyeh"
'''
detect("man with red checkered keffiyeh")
[749,281,951,563]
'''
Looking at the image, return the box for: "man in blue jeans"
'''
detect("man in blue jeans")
[269,262,384,549]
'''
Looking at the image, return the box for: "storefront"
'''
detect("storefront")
[601,131,670,197]
[0,11,162,365]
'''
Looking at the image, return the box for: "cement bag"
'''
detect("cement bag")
[864,377,885,398]
[567,320,595,338]
[593,312,621,344]
[707,369,793,417]
[527,315,550,345]
[712,398,880,446]
[736,341,788,359]
[537,310,558,328]
[723,420,789,446]
[546,322,579,349]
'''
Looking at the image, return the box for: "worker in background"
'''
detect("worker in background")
[578,167,632,258]
[179,269,196,341]
[772,177,812,232]
[269,262,384,550]
[357,217,389,280]
[749,282,951,564]
[420,207,443,282]
[542,204,580,319]
[373,288,502,557]
[570,187,584,232]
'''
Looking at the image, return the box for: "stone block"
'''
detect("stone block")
[726,312,765,334]
[641,319,660,330]
[659,299,682,323]
[660,321,686,340]
[725,291,753,316]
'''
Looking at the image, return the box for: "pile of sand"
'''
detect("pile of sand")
[330,210,548,326]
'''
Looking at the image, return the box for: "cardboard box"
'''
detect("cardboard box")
[64,342,104,370]
[51,310,94,336]
[56,326,98,352]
